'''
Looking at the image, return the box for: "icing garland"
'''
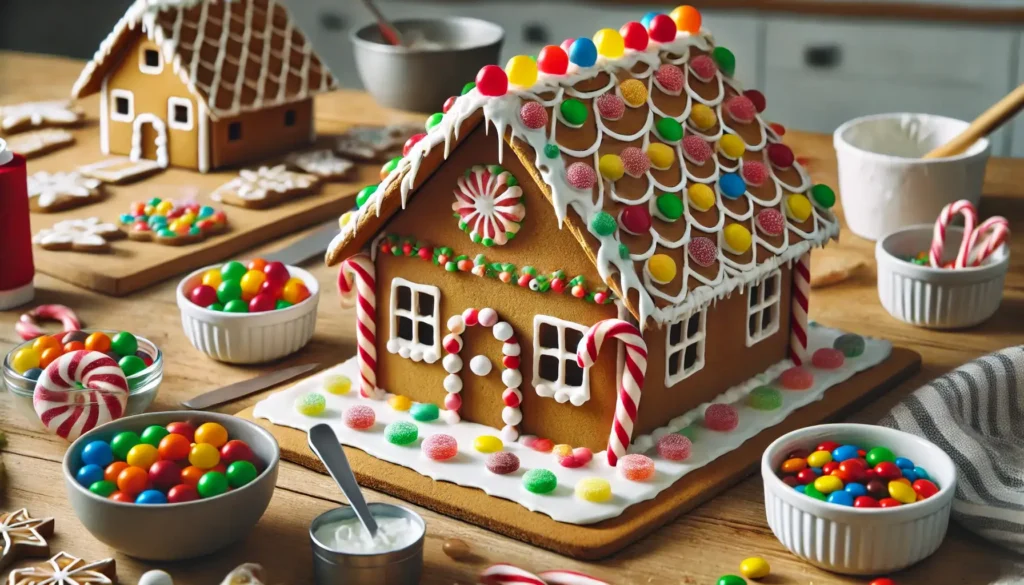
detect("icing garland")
[453,165,525,247]
[377,234,614,304]
[443,308,523,441]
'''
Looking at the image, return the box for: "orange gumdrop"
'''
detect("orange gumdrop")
[39,347,63,368]
[180,465,206,487]
[84,332,112,352]
[247,258,268,272]
[671,5,702,34]
[64,341,86,353]
[104,461,130,483]
[116,466,149,496]
[32,335,61,354]
[109,491,134,503]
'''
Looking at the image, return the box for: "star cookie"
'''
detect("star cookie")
[0,100,83,134]
[8,552,115,585]
[211,165,321,209]
[334,122,422,162]
[5,129,75,159]
[0,509,55,573]
[33,218,125,253]
[27,171,104,213]
[285,149,355,181]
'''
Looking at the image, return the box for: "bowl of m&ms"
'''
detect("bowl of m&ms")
[176,258,320,363]
[63,411,279,561]
[3,330,163,434]
[762,423,956,575]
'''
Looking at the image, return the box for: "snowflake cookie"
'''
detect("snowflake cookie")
[27,171,103,213]
[0,509,55,572]
[211,164,321,209]
[8,552,116,585]
[33,217,125,253]
[119,198,228,246]
[0,100,83,134]
[5,129,74,159]
[285,149,355,181]
[453,165,525,246]
[334,122,423,162]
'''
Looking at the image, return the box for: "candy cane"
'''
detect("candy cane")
[478,564,546,585]
[15,304,81,341]
[930,200,977,269]
[537,570,609,585]
[967,216,1010,266]
[337,254,382,400]
[33,350,128,441]
[789,252,810,366]
[576,319,647,467]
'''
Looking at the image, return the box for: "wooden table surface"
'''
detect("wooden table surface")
[2,52,1022,585]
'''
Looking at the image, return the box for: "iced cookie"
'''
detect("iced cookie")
[334,123,423,162]
[285,149,355,181]
[33,218,125,253]
[120,198,228,246]
[7,552,115,585]
[0,100,83,134]
[211,165,320,209]
[0,509,55,572]
[27,171,103,213]
[5,129,74,159]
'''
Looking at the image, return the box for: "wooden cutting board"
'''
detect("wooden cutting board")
[237,346,921,560]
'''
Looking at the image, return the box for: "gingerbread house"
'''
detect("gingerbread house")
[70,0,338,172]
[325,13,839,459]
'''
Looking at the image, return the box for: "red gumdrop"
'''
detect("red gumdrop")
[619,453,655,481]
[343,405,376,430]
[422,434,458,461]
[656,434,691,461]
[620,146,651,178]
[190,285,218,308]
[780,366,813,390]
[796,468,817,484]
[854,495,880,508]
[475,65,508,97]
[725,95,757,124]
[248,292,277,313]
[743,89,766,112]
[767,143,795,169]
[220,440,255,465]
[688,55,718,82]
[566,162,596,190]
[704,403,739,431]
[648,14,677,43]
[781,475,799,487]
[166,421,196,442]
[756,209,785,237]
[741,161,769,187]
[531,438,554,453]
[654,64,684,94]
[148,460,182,491]
[259,279,283,299]
[619,205,652,235]
[519,101,549,129]
[816,441,840,452]
[878,498,902,508]
[682,135,712,164]
[486,452,520,475]
[874,461,902,481]
[913,479,939,500]
[167,484,199,504]
[263,261,290,286]
[572,447,593,464]
[442,96,457,114]
[812,348,845,369]
[687,237,718,268]
[821,461,838,475]
[596,93,625,121]
[559,453,587,468]
[403,133,427,156]
[620,22,649,51]
[538,45,569,75]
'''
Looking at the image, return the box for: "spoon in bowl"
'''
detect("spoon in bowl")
[360,0,404,47]
[308,423,378,538]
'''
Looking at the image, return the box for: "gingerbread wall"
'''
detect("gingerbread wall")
[209,99,313,169]
[105,34,200,169]
[373,125,622,452]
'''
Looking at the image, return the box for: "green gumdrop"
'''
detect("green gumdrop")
[148,197,162,207]
[223,299,249,313]
[716,576,747,585]
[712,46,736,77]
[656,194,683,221]
[118,355,148,377]
[89,480,117,497]
[866,446,895,466]
[110,431,140,460]
[381,157,401,176]
[197,471,229,498]
[461,82,476,95]
[833,333,865,358]
[221,261,247,281]
[209,303,224,312]
[217,280,242,303]
[559,99,588,126]
[410,402,439,422]
[356,185,378,208]
[618,243,630,260]
[811,184,836,208]
[425,112,444,131]
[803,484,827,501]
[590,211,616,236]
[655,117,683,143]
[295,392,326,415]
[275,299,293,310]
[110,331,138,356]
[523,468,557,494]
[139,425,169,447]
[385,421,419,445]
[747,386,782,410]
[157,228,176,238]
[543,143,559,158]
[226,460,259,488]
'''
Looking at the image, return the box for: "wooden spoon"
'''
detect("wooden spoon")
[924,83,1024,159]
[361,0,404,47]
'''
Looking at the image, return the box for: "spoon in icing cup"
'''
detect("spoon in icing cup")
[308,423,378,538]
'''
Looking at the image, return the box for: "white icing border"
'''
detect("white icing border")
[386,277,440,364]
[532,315,591,406]
[167,96,193,131]
[664,308,707,387]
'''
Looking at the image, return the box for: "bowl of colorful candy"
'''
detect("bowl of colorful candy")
[63,411,279,561]
[762,423,956,575]
[176,258,320,364]
[3,330,163,433]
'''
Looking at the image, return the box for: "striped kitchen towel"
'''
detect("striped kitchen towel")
[879,346,1024,554]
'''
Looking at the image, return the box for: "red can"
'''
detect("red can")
[0,139,35,309]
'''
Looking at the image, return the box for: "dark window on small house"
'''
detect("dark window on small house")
[284,109,297,127]
[228,122,242,141]
[397,316,413,341]
[115,97,130,115]
[144,49,160,68]
[173,104,189,124]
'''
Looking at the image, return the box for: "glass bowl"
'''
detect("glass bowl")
[3,330,163,431]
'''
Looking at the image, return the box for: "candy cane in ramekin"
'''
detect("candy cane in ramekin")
[930,200,978,269]
[967,216,1010,266]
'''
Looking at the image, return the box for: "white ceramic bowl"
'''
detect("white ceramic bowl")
[834,113,990,241]
[762,423,956,575]
[176,265,320,364]
[876,225,1008,329]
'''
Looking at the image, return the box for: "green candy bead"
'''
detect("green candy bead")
[747,386,782,410]
[110,331,138,357]
[295,392,326,415]
[618,243,630,260]
[461,82,476,95]
[655,194,683,221]
[410,402,439,422]
[220,261,247,281]
[425,112,444,131]
[209,303,224,311]
[559,99,587,126]
[811,184,836,208]
[522,468,557,494]
[543,144,559,158]
[110,431,140,460]
[590,211,616,236]
[197,471,229,498]
[833,333,865,358]
[716,576,747,585]
[89,480,117,497]
[118,355,147,377]
[157,228,176,238]
[139,424,169,447]
[385,421,419,445]
[655,117,683,143]
[866,446,895,466]
[226,460,259,488]
[381,157,401,177]
[356,185,377,208]
[712,46,736,77]
[217,280,242,303]
[223,299,248,313]
[275,299,293,310]
[803,483,827,501]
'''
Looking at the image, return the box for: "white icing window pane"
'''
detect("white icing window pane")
[396,286,411,310]
[116,98,129,115]
[665,308,707,387]
[564,327,583,354]
[532,315,591,403]
[417,292,433,316]
[564,360,584,387]
[539,355,560,382]
[538,323,559,350]
[387,278,441,363]
[144,50,160,68]
[746,269,782,346]
[397,316,413,341]
[417,322,433,345]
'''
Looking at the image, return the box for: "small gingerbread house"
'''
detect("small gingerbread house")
[326,14,839,458]
[71,0,338,172]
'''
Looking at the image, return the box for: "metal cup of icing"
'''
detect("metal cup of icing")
[310,503,425,585]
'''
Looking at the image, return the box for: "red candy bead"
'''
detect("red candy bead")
[259,280,283,298]
[403,133,426,156]
[619,205,652,235]
[167,484,199,504]
[821,461,838,475]
[620,146,651,178]
[263,261,290,286]
[816,441,840,452]
[442,96,457,113]
[688,55,718,82]
[596,93,625,121]
[109,491,134,503]
[780,366,813,390]
[343,405,376,430]
[854,495,880,508]
[741,161,768,187]
[812,348,845,369]
[248,292,276,313]
[654,64,684,94]
[648,14,677,43]
[538,45,569,75]
[796,468,817,484]
[422,433,458,461]
[869,580,896,585]
[519,101,548,129]
[756,209,784,237]
[620,22,649,51]
[148,460,182,491]
[220,440,255,465]
[190,285,217,307]
[682,135,712,164]
[687,236,718,268]
[874,461,902,481]
[166,421,196,442]
[781,475,799,487]
[879,498,902,508]
[475,65,508,97]
[724,95,757,124]
[913,479,939,500]
[704,403,738,431]
[531,438,554,453]
[656,433,692,461]
[743,89,766,112]
[769,122,786,137]
[767,143,795,169]
[566,162,596,190]
[838,459,866,482]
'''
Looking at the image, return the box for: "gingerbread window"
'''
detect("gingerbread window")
[386,277,440,363]
[110,89,133,122]
[533,315,590,405]
[167,97,193,131]
[665,309,707,386]
[140,47,162,74]
[746,269,782,346]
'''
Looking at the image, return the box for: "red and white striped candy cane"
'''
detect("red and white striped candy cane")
[967,216,1010,266]
[930,200,977,269]
[33,350,128,441]
[576,319,647,467]
[789,252,810,366]
[537,570,609,585]
[15,304,81,341]
[478,564,546,585]
[337,254,382,399]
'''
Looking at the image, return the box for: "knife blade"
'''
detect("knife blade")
[263,221,340,265]
[181,363,320,410]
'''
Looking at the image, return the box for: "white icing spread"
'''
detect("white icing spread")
[314,516,420,554]
[211,165,318,201]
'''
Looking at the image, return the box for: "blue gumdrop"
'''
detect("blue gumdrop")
[569,38,598,68]
[23,367,43,381]
[794,484,807,493]
[135,490,168,505]
[895,457,915,470]
[641,11,662,27]
[832,445,860,463]
[81,440,114,468]
[719,173,746,199]
[913,466,930,481]
[844,482,868,497]
[76,464,105,488]
[827,490,855,506]
[902,468,919,482]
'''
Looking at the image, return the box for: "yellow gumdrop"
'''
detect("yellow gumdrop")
[647,254,677,284]
[144,204,155,216]
[126,444,159,468]
[687,184,715,212]
[739,557,770,580]
[575,477,612,503]
[11,348,40,374]
[806,449,832,468]
[201,269,222,288]
[719,134,746,159]
[552,443,573,458]
[323,374,352,395]
[813,475,844,495]
[889,480,917,504]
[723,223,752,254]
[474,435,503,453]
[155,200,174,215]
[619,79,648,107]
[598,154,624,181]
[593,28,625,59]
[786,194,812,222]
[180,211,197,225]
[647,143,675,170]
[388,395,412,411]
[339,211,354,229]
[505,55,538,88]
[689,104,717,131]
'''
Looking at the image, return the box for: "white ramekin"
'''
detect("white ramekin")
[876,225,1008,329]
[176,264,320,364]
[834,113,990,241]
[762,423,956,575]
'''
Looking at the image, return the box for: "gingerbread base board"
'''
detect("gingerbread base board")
[236,346,920,559]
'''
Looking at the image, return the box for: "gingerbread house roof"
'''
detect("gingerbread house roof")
[326,19,839,328]
[71,0,338,120]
